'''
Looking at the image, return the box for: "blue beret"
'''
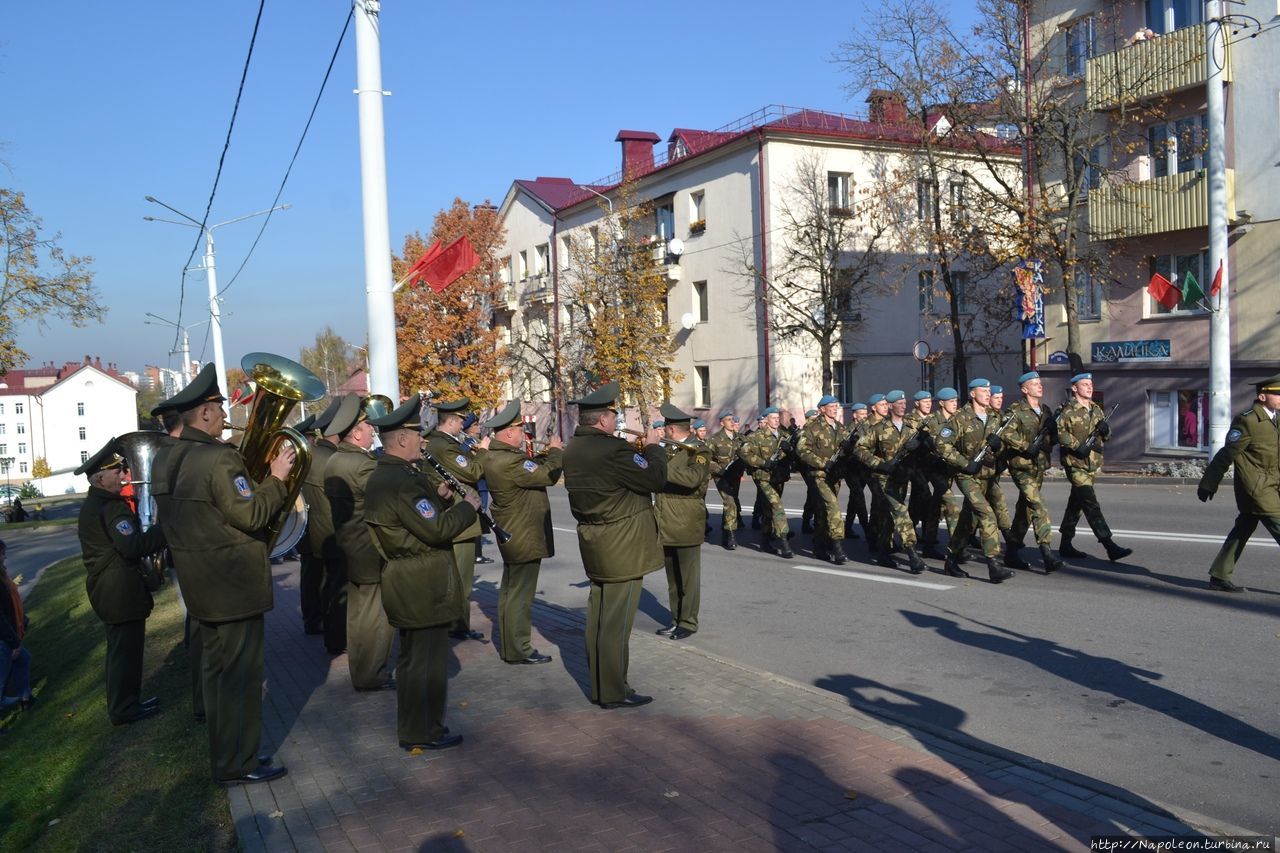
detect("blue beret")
[851,403,867,411]
[868,394,886,405]
[968,378,990,389]
[1071,372,1092,384]
[990,385,1003,395]
[805,409,818,418]
[761,406,780,416]
[913,390,932,401]
[718,411,736,421]
[692,418,705,429]
[936,387,958,401]
[1017,371,1040,384]
[817,394,839,407]
[886,390,905,402]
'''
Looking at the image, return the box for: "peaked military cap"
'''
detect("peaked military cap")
[434,397,471,415]
[936,387,959,401]
[295,414,317,435]
[1254,373,1280,393]
[990,385,1003,395]
[805,409,818,418]
[851,402,868,411]
[313,396,344,434]
[968,378,990,389]
[570,382,619,411]
[368,393,423,432]
[327,394,366,437]
[483,400,523,431]
[155,363,225,414]
[1017,370,1040,385]
[868,394,886,405]
[761,406,781,417]
[659,403,691,424]
[75,437,126,477]
[817,394,839,407]
[885,390,906,403]
[1070,372,1092,384]
[913,390,932,401]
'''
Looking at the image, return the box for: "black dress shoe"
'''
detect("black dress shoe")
[509,651,552,664]
[112,705,160,726]
[669,627,696,640]
[598,693,653,710]
[1209,576,1245,593]
[219,764,289,786]
[401,732,464,751]
[140,696,159,710]
[654,625,677,637]
[449,629,486,641]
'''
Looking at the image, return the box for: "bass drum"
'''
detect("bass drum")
[270,495,308,560]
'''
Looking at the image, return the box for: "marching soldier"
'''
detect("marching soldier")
[739,407,793,558]
[906,390,934,542]
[481,400,562,662]
[562,382,667,708]
[365,395,479,750]
[326,395,395,691]
[1196,373,1280,593]
[654,404,710,639]
[799,408,821,535]
[76,439,166,726]
[935,379,1016,584]
[842,403,871,541]
[297,397,342,644]
[693,419,708,442]
[1057,373,1133,562]
[301,397,346,654]
[424,399,487,641]
[796,395,851,564]
[861,394,890,550]
[917,388,959,559]
[984,385,1015,550]
[854,390,927,573]
[1001,372,1065,573]
[706,412,745,550]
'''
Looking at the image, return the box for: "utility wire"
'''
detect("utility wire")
[218,7,354,297]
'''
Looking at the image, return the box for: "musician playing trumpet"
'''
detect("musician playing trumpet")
[653,404,710,641]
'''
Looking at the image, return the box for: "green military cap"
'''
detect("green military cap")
[295,414,317,434]
[1254,373,1280,393]
[659,402,691,423]
[571,381,620,411]
[75,437,127,477]
[368,393,422,432]
[483,400,523,431]
[313,396,344,434]
[434,397,471,414]
[328,394,365,437]
[154,363,225,414]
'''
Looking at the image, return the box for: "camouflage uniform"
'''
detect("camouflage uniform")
[841,429,872,540]
[917,409,959,550]
[738,429,790,541]
[935,407,1004,559]
[853,418,918,552]
[1003,400,1056,548]
[706,428,745,535]
[796,417,850,550]
[1056,400,1114,544]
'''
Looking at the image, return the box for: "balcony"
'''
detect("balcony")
[1087,168,1234,240]
[1086,23,1229,110]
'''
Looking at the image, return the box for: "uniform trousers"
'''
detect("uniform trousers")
[186,617,205,719]
[450,539,477,634]
[1009,468,1053,547]
[919,468,953,547]
[985,476,1012,532]
[1209,514,1280,583]
[950,474,1001,558]
[1060,468,1112,541]
[716,479,741,532]
[104,619,146,724]
[201,615,264,781]
[397,626,449,745]
[498,560,541,662]
[812,472,844,543]
[870,475,915,550]
[663,545,701,632]
[298,551,325,633]
[752,474,789,538]
[800,469,820,528]
[346,581,394,689]
[843,471,870,537]
[321,555,347,654]
[585,578,642,705]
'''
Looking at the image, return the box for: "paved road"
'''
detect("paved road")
[1,524,82,601]
[508,478,1279,835]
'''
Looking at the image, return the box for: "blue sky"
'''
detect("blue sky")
[1,0,978,378]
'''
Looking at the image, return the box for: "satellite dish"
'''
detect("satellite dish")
[680,312,697,330]
[667,238,685,258]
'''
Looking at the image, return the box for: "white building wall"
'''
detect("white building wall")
[36,367,138,479]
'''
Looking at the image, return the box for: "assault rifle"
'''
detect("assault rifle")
[1077,402,1121,456]
[824,425,863,477]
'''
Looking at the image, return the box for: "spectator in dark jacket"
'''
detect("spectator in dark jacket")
[1,539,35,712]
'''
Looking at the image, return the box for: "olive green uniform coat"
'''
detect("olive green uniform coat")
[326,441,393,689]
[483,440,563,661]
[738,429,790,538]
[935,407,1003,558]
[656,440,709,632]
[706,429,744,531]
[301,437,340,646]
[854,417,918,550]
[563,426,666,704]
[424,428,484,634]
[1199,402,1280,583]
[78,486,165,724]
[1056,400,1114,542]
[1002,400,1056,547]
[365,454,478,744]
[796,418,849,543]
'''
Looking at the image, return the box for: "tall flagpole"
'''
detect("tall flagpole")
[354,0,400,401]
[1206,0,1231,455]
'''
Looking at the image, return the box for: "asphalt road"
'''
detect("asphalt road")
[494,478,1280,835]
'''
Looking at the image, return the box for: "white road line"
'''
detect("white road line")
[795,564,954,590]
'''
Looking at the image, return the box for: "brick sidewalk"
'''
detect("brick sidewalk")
[231,562,1221,852]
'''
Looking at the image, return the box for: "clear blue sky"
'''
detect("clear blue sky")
[1,0,977,378]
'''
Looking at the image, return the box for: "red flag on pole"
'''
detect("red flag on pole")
[1209,260,1224,297]
[415,235,480,292]
[1146,272,1181,311]
[399,240,443,289]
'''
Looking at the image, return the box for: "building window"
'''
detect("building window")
[19,462,27,474]
[1146,0,1202,34]
[13,402,21,415]
[693,281,709,323]
[1075,270,1104,320]
[1074,145,1105,195]
[77,402,85,416]
[1150,253,1210,315]
[15,424,24,435]
[949,271,971,314]
[916,179,938,221]
[1148,115,1207,178]
[1065,15,1096,76]
[589,225,600,256]
[1149,390,1208,450]
[559,235,571,269]
[518,251,528,281]
[832,360,857,405]
[948,178,967,224]
[17,442,26,455]
[918,271,935,312]
[81,450,89,464]
[0,403,5,415]
[0,424,5,435]
[994,123,1018,140]
[535,243,549,277]
[0,444,6,455]
[695,366,711,408]
[689,190,706,233]
[655,200,676,241]
[828,173,853,214]
[79,426,87,441]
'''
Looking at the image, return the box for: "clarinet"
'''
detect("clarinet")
[421,452,512,545]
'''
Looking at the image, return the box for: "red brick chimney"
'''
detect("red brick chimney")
[867,90,909,125]
[616,130,660,181]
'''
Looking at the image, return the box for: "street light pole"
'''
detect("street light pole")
[144,312,209,389]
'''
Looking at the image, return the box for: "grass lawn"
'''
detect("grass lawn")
[0,557,235,851]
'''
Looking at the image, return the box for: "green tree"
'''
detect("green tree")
[299,326,358,412]
[136,384,166,429]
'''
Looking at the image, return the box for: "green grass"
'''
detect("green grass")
[0,557,235,851]
[0,517,78,531]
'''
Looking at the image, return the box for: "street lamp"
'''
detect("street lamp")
[1,456,13,507]
[143,313,210,389]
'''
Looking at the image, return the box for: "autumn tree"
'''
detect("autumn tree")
[0,188,104,374]
[299,325,358,411]
[393,199,508,410]
[504,306,557,403]
[31,458,51,479]
[135,383,166,428]
[561,181,682,425]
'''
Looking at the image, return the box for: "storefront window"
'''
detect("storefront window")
[1149,389,1208,451]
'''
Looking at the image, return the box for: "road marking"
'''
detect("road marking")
[1083,528,1275,548]
[553,526,577,535]
[795,564,954,590]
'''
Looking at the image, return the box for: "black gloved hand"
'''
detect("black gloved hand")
[985,433,1003,452]
[1026,435,1045,457]
[1080,436,1098,456]
[962,460,980,475]
[902,437,920,453]
[1197,487,1214,503]
[1097,420,1111,439]
[878,459,898,475]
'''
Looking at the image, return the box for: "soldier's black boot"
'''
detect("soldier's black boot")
[920,544,945,560]
[813,535,831,562]
[1040,544,1064,573]
[874,546,897,569]
[830,539,848,566]
[943,554,970,578]
[761,531,777,553]
[775,536,794,559]
[1059,535,1087,558]
[1003,540,1029,570]
[986,556,1015,584]
[722,529,737,551]
[801,517,814,534]
[1102,538,1132,562]
[905,546,927,575]
[751,515,762,531]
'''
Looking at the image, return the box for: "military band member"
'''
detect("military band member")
[326,395,395,690]
[935,379,1016,584]
[739,406,793,558]
[706,412,745,550]
[917,388,959,559]
[302,397,346,653]
[76,440,166,726]
[1056,373,1133,562]
[297,397,342,644]
[424,399,487,641]
[854,390,928,573]
[365,395,479,750]
[158,365,291,785]
[1196,373,1280,592]
[654,404,710,639]
[1001,372,1065,573]
[481,400,562,663]
[796,395,850,565]
[842,403,871,541]
[563,383,667,708]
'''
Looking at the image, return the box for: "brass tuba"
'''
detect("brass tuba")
[116,430,171,586]
[239,352,326,558]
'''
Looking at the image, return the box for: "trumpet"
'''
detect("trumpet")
[660,435,703,454]
[618,426,650,452]
[421,452,512,545]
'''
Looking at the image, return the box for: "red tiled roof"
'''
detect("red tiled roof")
[514,177,587,211]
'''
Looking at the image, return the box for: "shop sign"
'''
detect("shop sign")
[1090,339,1171,363]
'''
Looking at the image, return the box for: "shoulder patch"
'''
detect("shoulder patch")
[522,459,538,472]
[233,475,253,498]
[454,454,469,468]
[1226,428,1243,443]
[114,518,135,536]
[414,498,437,519]
[940,427,954,438]
[633,452,649,469]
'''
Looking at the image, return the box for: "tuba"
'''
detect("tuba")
[116,430,171,587]
[239,352,326,558]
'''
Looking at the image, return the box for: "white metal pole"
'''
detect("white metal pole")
[1206,0,1231,455]
[180,327,192,388]
[353,0,400,402]
[204,228,229,403]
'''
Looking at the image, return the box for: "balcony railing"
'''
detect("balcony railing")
[1087,168,1234,239]
[1086,23,1229,110]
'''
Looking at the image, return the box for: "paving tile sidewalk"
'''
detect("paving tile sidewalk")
[232,562,1228,852]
